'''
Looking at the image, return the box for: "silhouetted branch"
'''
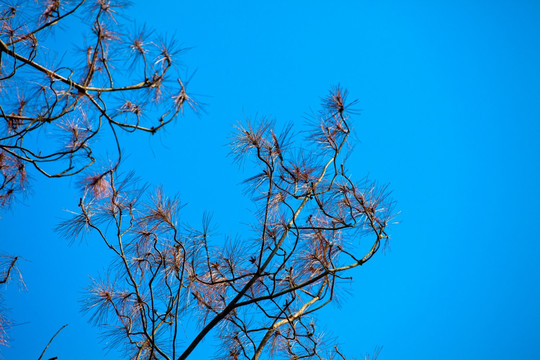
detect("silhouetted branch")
[38,324,69,360]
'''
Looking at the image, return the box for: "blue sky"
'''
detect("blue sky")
[2,1,540,359]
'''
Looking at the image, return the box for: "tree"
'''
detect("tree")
[0,0,195,348]
[1,1,395,359]
[0,0,195,208]
[58,87,395,360]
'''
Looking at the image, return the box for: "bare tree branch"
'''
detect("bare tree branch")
[38,324,69,360]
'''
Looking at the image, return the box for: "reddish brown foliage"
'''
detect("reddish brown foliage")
[0,0,196,208]
[58,88,395,359]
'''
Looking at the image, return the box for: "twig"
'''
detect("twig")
[37,324,68,360]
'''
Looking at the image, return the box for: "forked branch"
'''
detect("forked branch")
[61,87,395,359]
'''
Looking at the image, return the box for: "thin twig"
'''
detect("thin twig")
[37,324,68,360]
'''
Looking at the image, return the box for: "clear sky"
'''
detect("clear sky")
[2,1,540,359]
